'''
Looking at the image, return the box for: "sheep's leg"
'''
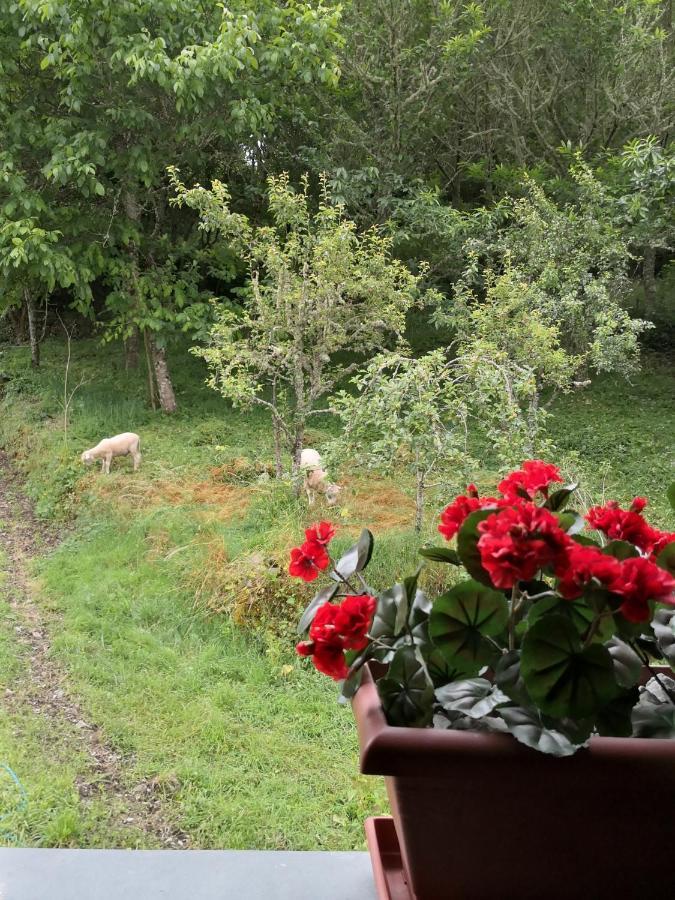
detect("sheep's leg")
[133,451,141,472]
[105,454,112,474]
[100,458,106,474]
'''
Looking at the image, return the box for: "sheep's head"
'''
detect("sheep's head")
[325,483,342,507]
[80,450,94,465]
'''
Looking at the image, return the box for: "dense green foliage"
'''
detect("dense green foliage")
[1,1,673,388]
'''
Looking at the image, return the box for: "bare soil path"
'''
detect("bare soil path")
[0,450,189,847]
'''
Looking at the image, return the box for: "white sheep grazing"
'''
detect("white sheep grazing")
[80,432,141,474]
[300,448,342,507]
[299,448,322,470]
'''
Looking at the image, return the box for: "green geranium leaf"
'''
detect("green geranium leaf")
[614,607,655,640]
[338,660,365,703]
[331,529,374,581]
[370,588,402,648]
[652,608,675,667]
[606,636,642,688]
[632,703,675,738]
[494,650,530,705]
[498,706,584,757]
[545,483,578,512]
[424,647,464,687]
[429,579,508,673]
[418,546,461,565]
[656,542,675,577]
[555,510,585,535]
[378,644,434,728]
[456,508,497,586]
[571,534,601,548]
[297,582,339,635]
[527,595,614,641]
[521,614,618,719]
[596,686,640,737]
[602,540,640,561]
[435,678,509,719]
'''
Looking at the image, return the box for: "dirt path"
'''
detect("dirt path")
[0,450,189,848]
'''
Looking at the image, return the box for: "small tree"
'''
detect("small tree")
[331,351,471,532]
[456,264,576,464]
[171,172,428,482]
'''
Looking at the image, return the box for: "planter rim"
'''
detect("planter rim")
[353,664,675,775]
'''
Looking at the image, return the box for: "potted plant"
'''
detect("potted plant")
[292,464,675,900]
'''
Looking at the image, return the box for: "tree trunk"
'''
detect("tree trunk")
[143,329,159,411]
[125,328,140,371]
[415,467,425,534]
[150,338,177,413]
[273,419,283,479]
[272,379,283,478]
[8,304,27,344]
[24,289,40,369]
[642,245,656,314]
[290,425,305,498]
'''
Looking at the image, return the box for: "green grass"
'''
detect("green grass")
[0,335,673,848]
[0,581,149,848]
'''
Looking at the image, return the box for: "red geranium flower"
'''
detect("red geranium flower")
[609,557,675,623]
[334,594,377,651]
[438,484,501,541]
[498,460,562,503]
[304,521,336,546]
[296,594,378,681]
[556,544,621,600]
[289,540,330,581]
[439,494,483,541]
[312,642,349,680]
[477,504,569,589]
[651,531,675,558]
[586,497,662,553]
[309,600,341,642]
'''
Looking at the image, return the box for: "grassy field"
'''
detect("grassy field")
[0,337,673,849]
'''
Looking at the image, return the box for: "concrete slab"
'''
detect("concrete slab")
[0,849,377,900]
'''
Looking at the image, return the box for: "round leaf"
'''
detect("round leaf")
[521,614,618,719]
[377,645,434,728]
[429,579,508,673]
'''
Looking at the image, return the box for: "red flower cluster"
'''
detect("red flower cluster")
[553,541,675,621]
[438,462,565,544]
[497,460,562,502]
[477,505,569,589]
[586,499,675,558]
[609,557,675,623]
[288,521,336,582]
[296,594,377,680]
[439,493,483,541]
[556,544,620,600]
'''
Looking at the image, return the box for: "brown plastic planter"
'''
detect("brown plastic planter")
[353,665,675,900]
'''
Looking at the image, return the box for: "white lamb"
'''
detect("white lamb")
[80,432,142,474]
[300,448,342,507]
